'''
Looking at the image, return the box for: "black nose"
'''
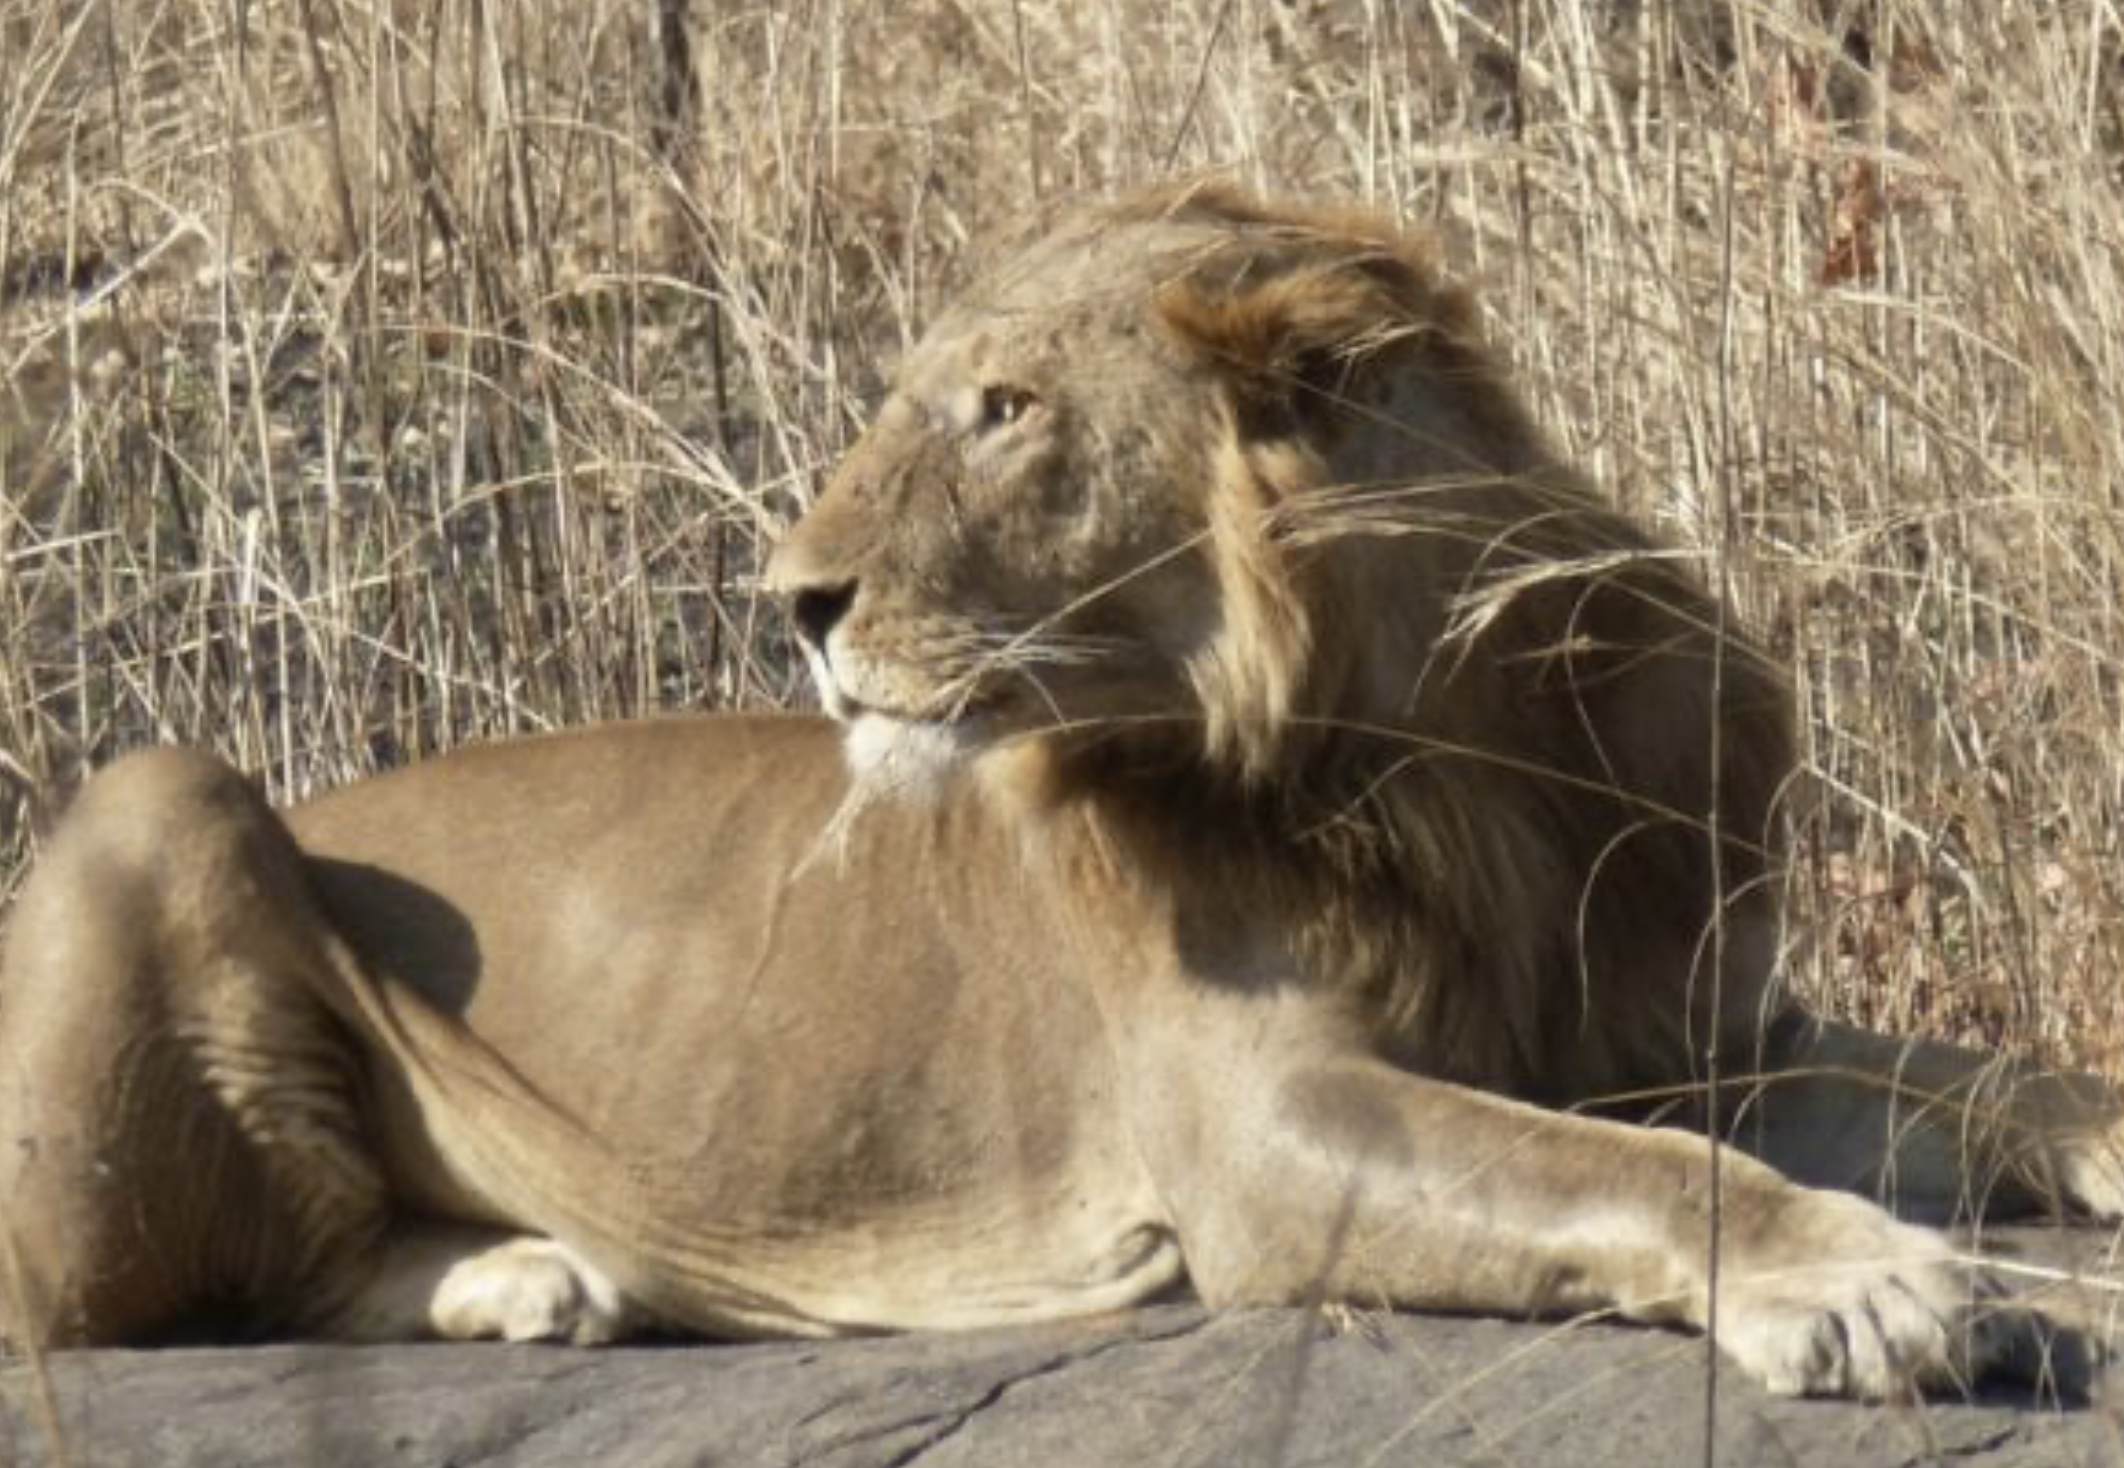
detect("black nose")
[790,581,857,650]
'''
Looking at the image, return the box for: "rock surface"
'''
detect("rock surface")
[6,1284,2121,1468]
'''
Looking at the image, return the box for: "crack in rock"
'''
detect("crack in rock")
[808,1316,1214,1468]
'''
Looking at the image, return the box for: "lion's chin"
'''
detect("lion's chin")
[841,711,975,803]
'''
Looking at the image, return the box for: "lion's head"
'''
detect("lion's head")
[767,185,1787,947]
[767,186,1578,792]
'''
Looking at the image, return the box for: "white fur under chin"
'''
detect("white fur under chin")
[843,712,970,801]
[801,714,971,877]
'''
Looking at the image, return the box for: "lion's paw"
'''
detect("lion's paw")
[429,1237,634,1345]
[2000,1070,2124,1222]
[1716,1192,2001,1399]
[2051,1130,2124,1223]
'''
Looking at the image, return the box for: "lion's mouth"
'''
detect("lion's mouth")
[800,640,999,730]
[823,686,994,729]
[811,660,1007,735]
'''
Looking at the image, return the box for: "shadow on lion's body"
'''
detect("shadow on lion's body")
[3,186,2120,1398]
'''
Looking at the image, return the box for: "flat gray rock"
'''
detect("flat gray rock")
[5,1292,2121,1468]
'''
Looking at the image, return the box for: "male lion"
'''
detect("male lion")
[2,186,2119,1401]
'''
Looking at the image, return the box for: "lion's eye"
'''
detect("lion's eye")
[978,384,1038,433]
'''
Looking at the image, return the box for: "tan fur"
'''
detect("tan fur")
[3,186,2120,1399]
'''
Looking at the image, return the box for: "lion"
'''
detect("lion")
[2,185,2120,1401]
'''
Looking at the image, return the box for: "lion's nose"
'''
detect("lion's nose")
[790,581,858,652]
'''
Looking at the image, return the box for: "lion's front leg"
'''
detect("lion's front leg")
[1738,1012,2124,1225]
[1139,1049,2017,1400]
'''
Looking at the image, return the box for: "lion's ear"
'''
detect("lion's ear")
[1155,240,1475,439]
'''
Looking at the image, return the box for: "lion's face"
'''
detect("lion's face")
[767,187,1522,792]
[767,212,1234,789]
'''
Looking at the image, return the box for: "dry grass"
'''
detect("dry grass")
[3,0,2123,1078]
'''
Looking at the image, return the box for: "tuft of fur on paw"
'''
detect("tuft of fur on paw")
[429,1237,633,1345]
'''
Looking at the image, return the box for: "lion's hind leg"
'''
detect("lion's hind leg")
[320,1225,644,1344]
[0,748,389,1350]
